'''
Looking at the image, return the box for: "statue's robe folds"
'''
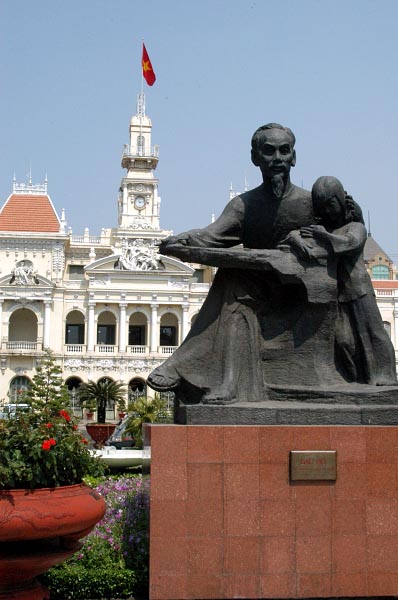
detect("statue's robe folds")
[325,221,396,386]
[153,184,347,403]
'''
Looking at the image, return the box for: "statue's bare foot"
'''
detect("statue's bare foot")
[202,389,236,405]
[147,366,180,391]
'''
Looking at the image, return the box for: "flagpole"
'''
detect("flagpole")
[140,41,144,152]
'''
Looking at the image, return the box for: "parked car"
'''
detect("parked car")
[105,416,134,449]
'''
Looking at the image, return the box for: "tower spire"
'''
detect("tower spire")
[119,93,160,229]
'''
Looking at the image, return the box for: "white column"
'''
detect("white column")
[119,303,127,353]
[150,304,158,353]
[181,305,190,342]
[87,302,96,352]
[43,300,52,349]
[0,300,3,348]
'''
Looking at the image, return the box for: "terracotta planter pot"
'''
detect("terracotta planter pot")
[86,423,116,447]
[86,411,95,421]
[0,483,106,599]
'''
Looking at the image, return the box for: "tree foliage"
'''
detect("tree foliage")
[78,380,126,424]
[126,395,172,448]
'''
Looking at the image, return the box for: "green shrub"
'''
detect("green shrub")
[41,563,136,599]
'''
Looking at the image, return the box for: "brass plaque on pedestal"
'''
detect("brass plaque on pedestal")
[290,450,337,481]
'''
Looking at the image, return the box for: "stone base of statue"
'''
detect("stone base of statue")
[147,422,398,600]
[175,385,398,425]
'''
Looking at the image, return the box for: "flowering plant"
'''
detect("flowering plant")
[43,475,149,598]
[0,351,104,489]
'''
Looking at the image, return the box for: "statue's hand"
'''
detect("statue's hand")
[157,235,189,253]
[283,230,314,259]
[301,225,328,240]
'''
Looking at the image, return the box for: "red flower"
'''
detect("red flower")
[59,410,71,421]
[73,425,78,430]
[45,423,53,428]
[42,438,56,450]
[81,437,88,444]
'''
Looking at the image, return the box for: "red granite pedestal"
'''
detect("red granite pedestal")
[148,424,398,599]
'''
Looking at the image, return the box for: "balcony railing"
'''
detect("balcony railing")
[70,236,101,244]
[128,345,149,355]
[6,341,38,350]
[65,344,86,353]
[122,145,159,159]
[158,346,177,355]
[375,289,393,296]
[95,344,117,353]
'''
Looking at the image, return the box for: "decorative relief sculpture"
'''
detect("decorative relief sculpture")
[128,219,153,230]
[112,238,164,271]
[9,260,39,286]
[64,359,86,371]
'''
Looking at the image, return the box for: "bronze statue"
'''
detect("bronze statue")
[147,124,397,408]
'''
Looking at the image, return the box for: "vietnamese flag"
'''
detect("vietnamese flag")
[142,43,156,86]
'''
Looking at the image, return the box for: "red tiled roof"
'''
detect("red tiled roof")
[0,194,61,232]
[371,280,398,288]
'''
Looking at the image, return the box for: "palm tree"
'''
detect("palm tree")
[126,395,172,448]
[78,380,126,424]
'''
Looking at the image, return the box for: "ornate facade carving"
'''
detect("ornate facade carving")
[127,219,154,230]
[112,238,164,271]
[63,357,165,373]
[64,359,86,371]
[52,245,65,272]
[168,278,190,290]
[9,260,39,286]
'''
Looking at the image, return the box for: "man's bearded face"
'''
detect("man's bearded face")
[253,129,296,196]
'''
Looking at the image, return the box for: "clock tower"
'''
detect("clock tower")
[118,93,161,231]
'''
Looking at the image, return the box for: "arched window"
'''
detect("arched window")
[137,135,145,155]
[159,314,178,347]
[9,376,31,402]
[65,376,83,415]
[372,265,389,280]
[65,310,85,345]
[97,311,116,345]
[129,378,147,402]
[9,309,38,342]
[129,312,147,346]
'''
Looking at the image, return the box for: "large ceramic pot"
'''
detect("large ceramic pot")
[0,483,106,599]
[86,423,116,447]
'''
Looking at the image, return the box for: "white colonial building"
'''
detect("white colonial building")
[0,94,212,414]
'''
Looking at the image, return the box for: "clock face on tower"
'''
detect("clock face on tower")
[134,196,145,210]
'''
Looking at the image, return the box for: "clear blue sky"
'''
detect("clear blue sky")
[1,0,398,255]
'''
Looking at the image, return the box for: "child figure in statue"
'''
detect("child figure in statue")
[300,176,396,385]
